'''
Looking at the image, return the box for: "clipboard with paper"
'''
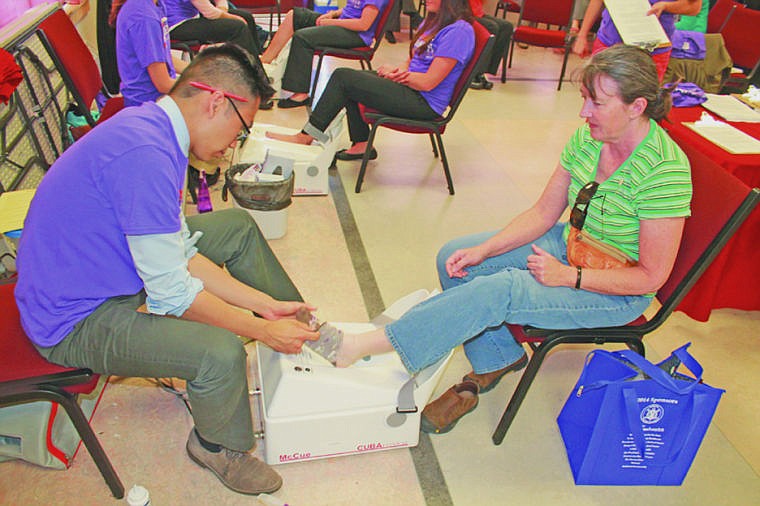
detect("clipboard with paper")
[604,0,671,52]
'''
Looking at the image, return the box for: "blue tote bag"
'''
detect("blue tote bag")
[557,343,724,486]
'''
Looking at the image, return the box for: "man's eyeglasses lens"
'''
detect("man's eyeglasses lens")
[225,96,251,145]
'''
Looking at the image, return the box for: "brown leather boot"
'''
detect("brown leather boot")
[463,354,528,393]
[420,380,479,434]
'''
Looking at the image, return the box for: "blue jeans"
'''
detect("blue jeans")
[385,224,652,375]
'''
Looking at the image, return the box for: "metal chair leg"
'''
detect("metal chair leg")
[557,46,570,91]
[429,133,438,157]
[355,124,380,193]
[492,341,554,445]
[435,133,454,195]
[310,53,327,102]
[39,386,124,498]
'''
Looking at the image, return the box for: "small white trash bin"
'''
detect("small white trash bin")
[223,165,294,240]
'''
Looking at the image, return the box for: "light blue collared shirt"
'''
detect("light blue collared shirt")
[125,96,203,316]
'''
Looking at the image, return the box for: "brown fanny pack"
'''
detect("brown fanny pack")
[566,226,637,270]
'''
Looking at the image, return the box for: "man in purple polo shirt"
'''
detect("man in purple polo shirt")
[15,44,317,496]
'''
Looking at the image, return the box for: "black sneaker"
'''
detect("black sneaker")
[385,31,397,44]
[469,74,493,90]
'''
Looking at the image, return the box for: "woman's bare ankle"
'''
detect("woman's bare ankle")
[335,333,359,368]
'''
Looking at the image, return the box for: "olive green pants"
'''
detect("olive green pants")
[37,209,301,451]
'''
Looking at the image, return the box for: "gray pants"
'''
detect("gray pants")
[36,209,302,452]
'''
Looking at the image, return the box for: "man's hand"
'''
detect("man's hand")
[261,319,319,354]
[258,300,317,321]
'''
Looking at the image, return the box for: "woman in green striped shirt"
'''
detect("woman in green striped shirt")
[324,45,693,435]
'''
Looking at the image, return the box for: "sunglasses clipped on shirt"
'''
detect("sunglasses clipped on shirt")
[569,181,600,230]
[189,81,251,144]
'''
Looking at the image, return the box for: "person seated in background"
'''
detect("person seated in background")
[675,0,709,32]
[321,45,692,435]
[110,0,188,107]
[164,0,264,54]
[573,0,702,81]
[467,0,513,90]
[15,44,319,496]
[163,0,273,108]
[384,0,425,43]
[264,0,475,162]
[259,0,388,108]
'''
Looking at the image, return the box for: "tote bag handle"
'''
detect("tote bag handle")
[616,343,703,395]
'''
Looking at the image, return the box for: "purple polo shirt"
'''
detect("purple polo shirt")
[164,0,200,28]
[597,0,677,55]
[15,103,188,347]
[409,20,474,115]
[117,0,175,106]
[340,0,388,46]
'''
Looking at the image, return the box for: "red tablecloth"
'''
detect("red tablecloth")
[660,106,760,321]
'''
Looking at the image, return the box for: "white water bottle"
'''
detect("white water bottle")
[126,484,151,506]
[257,493,288,506]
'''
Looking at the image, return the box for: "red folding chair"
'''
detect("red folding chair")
[37,9,124,132]
[706,0,741,33]
[494,0,521,18]
[0,282,124,499]
[491,142,760,445]
[718,5,760,93]
[354,22,494,194]
[506,0,575,90]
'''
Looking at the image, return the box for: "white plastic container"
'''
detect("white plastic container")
[126,484,150,506]
[237,112,345,196]
[262,40,290,97]
[254,289,452,465]
[232,199,288,240]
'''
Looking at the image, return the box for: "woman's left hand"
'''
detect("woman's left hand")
[527,244,572,287]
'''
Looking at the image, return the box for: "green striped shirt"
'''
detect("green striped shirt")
[560,120,692,261]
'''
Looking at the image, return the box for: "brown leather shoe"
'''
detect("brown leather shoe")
[420,380,479,434]
[186,429,282,495]
[463,354,528,394]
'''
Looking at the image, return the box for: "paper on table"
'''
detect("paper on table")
[702,94,760,123]
[0,189,35,233]
[604,0,671,51]
[684,121,760,154]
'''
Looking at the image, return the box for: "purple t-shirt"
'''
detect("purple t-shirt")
[15,103,188,347]
[340,0,388,46]
[409,20,474,115]
[597,0,676,55]
[164,0,200,28]
[117,0,175,106]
